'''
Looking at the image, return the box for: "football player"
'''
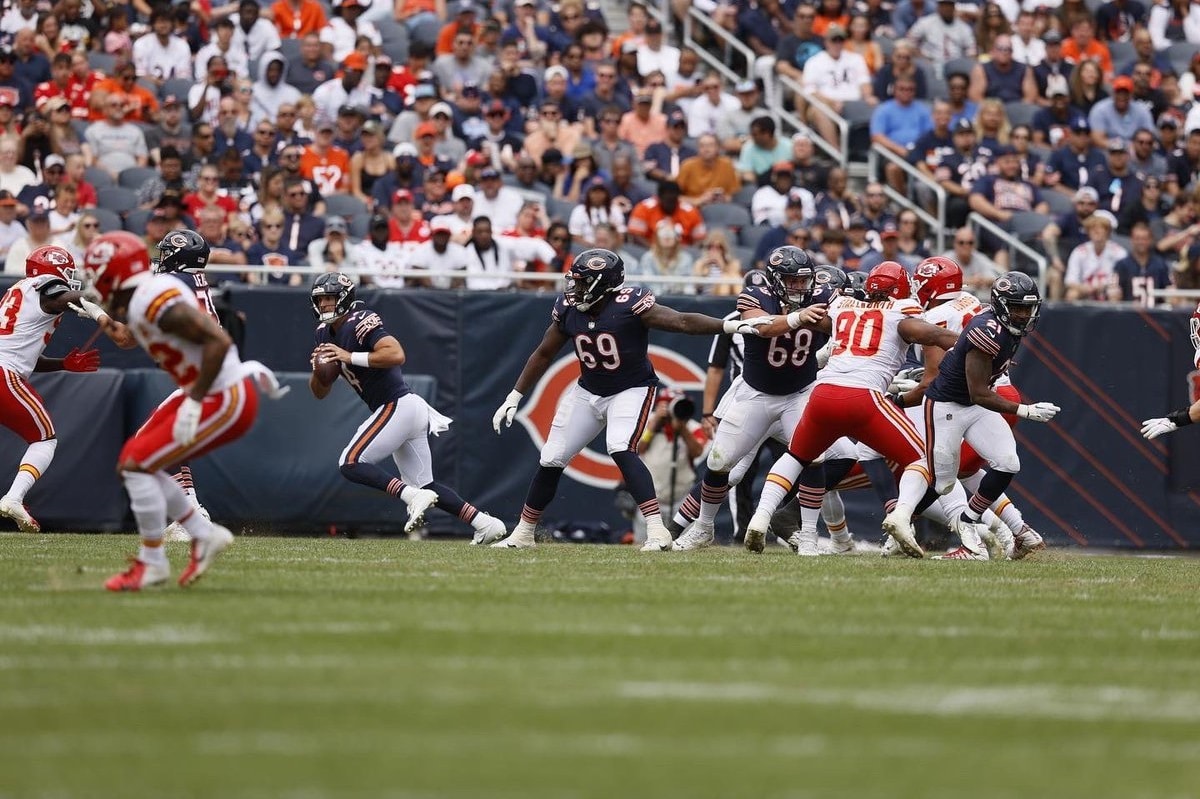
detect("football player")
[745,261,961,558]
[78,232,285,591]
[672,248,855,556]
[489,248,779,551]
[0,245,127,533]
[308,273,507,543]
[921,271,1060,557]
[150,230,221,543]
[1141,302,1200,441]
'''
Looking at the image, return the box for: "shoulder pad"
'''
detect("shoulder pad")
[36,278,70,298]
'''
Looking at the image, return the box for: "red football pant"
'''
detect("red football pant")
[789,384,925,467]
[0,366,54,443]
[958,383,1021,476]
[120,378,258,472]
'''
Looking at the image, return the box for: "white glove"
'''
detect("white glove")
[1141,417,1178,440]
[492,389,523,435]
[173,397,203,446]
[895,366,924,384]
[69,297,108,324]
[1017,402,1061,423]
[887,377,919,394]
[815,339,833,369]
[785,306,827,330]
[724,315,773,337]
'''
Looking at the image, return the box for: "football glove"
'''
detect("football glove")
[1016,402,1061,423]
[887,377,919,395]
[1141,417,1177,440]
[815,340,834,369]
[723,315,773,337]
[68,297,108,323]
[785,306,828,330]
[62,348,100,372]
[492,389,523,435]
[173,397,203,446]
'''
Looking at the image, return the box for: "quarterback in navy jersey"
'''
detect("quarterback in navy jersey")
[310,273,506,544]
[924,272,1061,539]
[489,248,774,551]
[671,247,838,554]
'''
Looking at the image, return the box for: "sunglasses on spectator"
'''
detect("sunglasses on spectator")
[262,222,282,229]
[81,222,98,229]
[288,189,308,197]
[956,237,975,245]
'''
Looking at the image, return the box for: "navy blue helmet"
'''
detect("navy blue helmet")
[990,271,1042,336]
[764,245,816,309]
[566,248,625,311]
[155,230,210,274]
[311,272,356,323]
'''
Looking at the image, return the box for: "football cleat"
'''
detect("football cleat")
[978,525,1006,562]
[105,558,170,591]
[640,536,673,552]
[404,488,439,533]
[744,509,771,554]
[787,528,820,557]
[881,510,925,558]
[1013,525,1046,560]
[163,505,210,543]
[178,524,234,587]
[471,513,508,546]
[0,496,40,533]
[988,516,1015,559]
[932,546,987,561]
[491,530,535,548]
[880,534,904,557]
[829,532,856,554]
[671,521,715,551]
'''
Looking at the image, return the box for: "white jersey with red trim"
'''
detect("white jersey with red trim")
[127,273,242,393]
[0,276,65,379]
[924,291,1010,386]
[818,295,924,392]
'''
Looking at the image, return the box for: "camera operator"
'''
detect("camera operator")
[631,388,707,545]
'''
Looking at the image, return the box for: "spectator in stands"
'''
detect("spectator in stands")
[525,100,584,168]
[812,166,855,231]
[16,152,64,212]
[466,214,556,290]
[1009,124,1044,185]
[184,164,238,222]
[249,166,287,223]
[233,0,281,62]
[1127,64,1167,121]
[0,191,22,259]
[896,210,931,262]
[1113,220,1172,305]
[840,215,875,272]
[1011,10,1045,67]
[589,105,637,178]
[300,118,351,196]
[432,183,477,243]
[1062,17,1113,79]
[608,154,649,213]
[859,181,895,233]
[816,227,847,268]
[801,23,874,147]
[194,18,248,83]
[637,18,680,84]
[753,199,813,268]
[212,97,252,159]
[0,51,31,114]
[969,35,1036,104]
[736,115,792,185]
[1032,84,1086,147]
[314,53,377,123]
[627,179,706,247]
[188,55,230,126]
[407,220,470,288]
[57,208,98,264]
[1045,119,1106,195]
[934,118,986,228]
[323,0,381,62]
[143,95,189,165]
[713,81,765,156]
[579,62,631,125]
[247,207,304,284]
[969,144,1048,266]
[85,94,147,178]
[775,4,824,82]
[945,71,977,128]
[47,181,78,239]
[618,91,668,161]
[433,29,492,102]
[690,229,742,296]
[251,55,302,130]
[35,52,71,110]
[787,132,830,192]
[687,75,739,139]
[907,0,976,74]
[633,219,694,295]
[91,60,158,124]
[566,175,622,246]
[1124,33,1171,96]
[304,213,354,275]
[347,120,393,210]
[873,40,927,102]
[384,188,429,255]
[131,7,190,87]
[2,206,51,274]
[940,227,1001,296]
[909,99,954,181]
[1089,76,1155,149]
[664,47,704,114]
[287,33,336,95]
[1122,173,1168,233]
[1129,127,1168,180]
[281,177,325,253]
[1069,60,1108,117]
[858,220,907,271]
[1089,138,1144,228]
[890,0,928,38]
[1066,210,1126,300]
[0,0,37,37]
[752,162,815,227]
[1096,0,1147,42]
[644,111,695,184]
[870,77,932,193]
[677,133,741,207]
[273,0,328,39]
[593,223,637,272]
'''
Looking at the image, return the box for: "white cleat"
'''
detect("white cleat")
[787,528,820,557]
[0,495,40,533]
[880,534,904,557]
[640,536,673,552]
[178,524,235,587]
[1013,525,1046,560]
[490,530,535,549]
[932,545,988,560]
[829,532,856,554]
[163,522,189,542]
[881,510,925,558]
[744,509,771,554]
[404,488,439,533]
[471,513,508,546]
[671,521,714,551]
[978,526,1005,562]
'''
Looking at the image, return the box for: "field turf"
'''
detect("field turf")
[1,534,1199,799]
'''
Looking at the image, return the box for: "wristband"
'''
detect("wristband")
[786,311,803,330]
[640,430,655,445]
[1168,408,1194,427]
[350,351,370,368]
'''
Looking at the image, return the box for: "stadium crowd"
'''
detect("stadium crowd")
[0,0,1194,307]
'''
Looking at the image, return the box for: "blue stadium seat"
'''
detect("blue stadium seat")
[84,167,115,189]
[96,187,139,215]
[89,207,123,233]
[118,166,157,190]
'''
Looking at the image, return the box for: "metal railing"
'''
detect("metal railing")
[868,144,948,253]
[774,74,850,170]
[681,6,755,85]
[966,212,1049,291]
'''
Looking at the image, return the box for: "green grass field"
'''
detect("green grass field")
[2,535,1199,799]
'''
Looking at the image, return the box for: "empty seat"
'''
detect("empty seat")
[96,187,139,215]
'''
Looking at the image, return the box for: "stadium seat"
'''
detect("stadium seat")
[124,208,151,235]
[376,17,408,45]
[943,56,975,80]
[410,17,440,48]
[160,77,192,101]
[1005,102,1039,128]
[1043,190,1073,216]
[546,197,575,222]
[733,184,756,207]
[87,51,115,74]
[278,38,302,62]
[738,223,771,251]
[1008,211,1052,243]
[347,212,369,239]
[701,202,752,231]
[96,187,139,215]
[118,166,157,190]
[382,38,409,63]
[89,207,122,233]
[322,193,368,219]
[84,167,115,189]
[1108,41,1136,71]
[1168,42,1200,76]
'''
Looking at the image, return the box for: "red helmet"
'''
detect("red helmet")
[863,261,913,301]
[26,245,78,288]
[83,231,152,303]
[912,256,963,308]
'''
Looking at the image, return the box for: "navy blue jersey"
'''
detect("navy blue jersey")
[926,309,1019,405]
[177,271,219,321]
[735,285,827,396]
[315,305,411,411]
[553,286,658,397]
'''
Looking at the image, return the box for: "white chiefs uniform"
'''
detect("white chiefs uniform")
[818,295,925,392]
[0,275,66,379]
[127,273,242,393]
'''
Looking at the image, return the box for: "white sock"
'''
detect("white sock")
[995,496,1025,532]
[6,439,57,501]
[124,471,166,544]
[644,513,670,542]
[155,472,212,540]
[138,540,168,565]
[895,465,929,514]
[511,519,536,539]
[756,455,804,520]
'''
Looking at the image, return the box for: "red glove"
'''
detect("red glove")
[63,348,100,373]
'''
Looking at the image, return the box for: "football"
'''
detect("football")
[313,357,341,386]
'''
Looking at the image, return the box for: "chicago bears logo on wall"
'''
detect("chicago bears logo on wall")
[515,346,706,488]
